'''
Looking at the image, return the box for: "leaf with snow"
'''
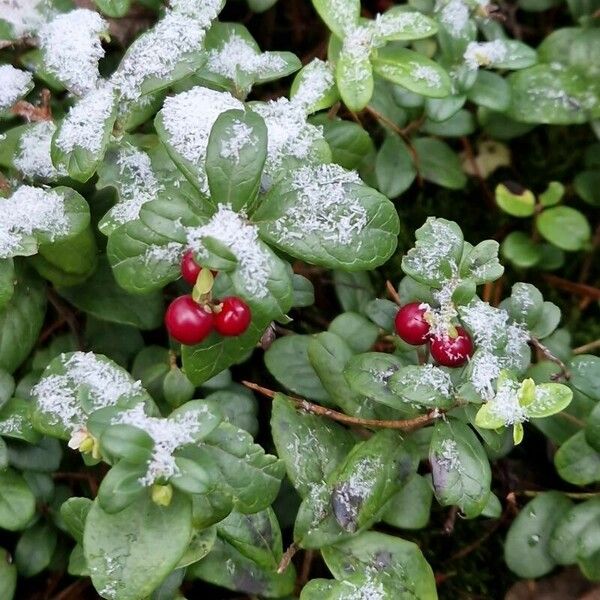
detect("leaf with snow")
[373,7,438,41]
[155,86,244,196]
[336,43,374,111]
[372,47,451,98]
[13,121,66,181]
[39,9,108,96]
[205,110,267,213]
[31,351,154,439]
[201,22,300,96]
[429,418,491,518]
[0,64,33,110]
[464,40,536,71]
[255,163,399,270]
[290,58,338,114]
[0,186,90,260]
[389,364,455,409]
[402,217,464,286]
[312,0,360,39]
[51,84,118,182]
[0,0,54,39]
[459,240,504,284]
[435,0,474,39]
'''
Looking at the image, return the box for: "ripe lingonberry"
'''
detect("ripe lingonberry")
[429,326,473,367]
[165,295,213,345]
[180,250,202,286]
[214,297,251,337]
[394,302,431,345]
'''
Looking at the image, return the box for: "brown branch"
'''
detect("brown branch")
[278,543,298,574]
[573,339,600,355]
[242,381,444,431]
[514,489,600,500]
[385,280,402,306]
[557,411,586,428]
[442,506,458,535]
[11,89,53,122]
[542,274,600,302]
[529,336,570,380]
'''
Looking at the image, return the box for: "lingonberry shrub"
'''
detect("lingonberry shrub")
[0,0,598,598]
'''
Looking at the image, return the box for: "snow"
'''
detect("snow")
[253,97,325,174]
[374,10,429,38]
[38,9,106,96]
[32,352,144,433]
[55,84,115,154]
[206,33,287,81]
[219,120,257,163]
[343,25,374,60]
[0,0,48,36]
[143,242,185,266]
[272,163,366,246]
[411,63,442,87]
[464,40,507,70]
[292,58,335,110]
[112,403,210,486]
[0,186,70,258]
[437,0,470,37]
[489,377,527,425]
[160,86,243,194]
[106,145,163,226]
[14,121,66,180]
[436,438,460,470]
[186,204,270,298]
[0,64,32,110]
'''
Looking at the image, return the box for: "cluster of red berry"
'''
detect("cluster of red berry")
[394,302,473,367]
[164,251,251,345]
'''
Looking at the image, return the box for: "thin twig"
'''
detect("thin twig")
[242,381,444,431]
[557,411,586,428]
[442,506,458,535]
[386,280,402,306]
[573,339,600,355]
[529,336,570,380]
[515,490,600,500]
[278,543,298,573]
[46,287,84,351]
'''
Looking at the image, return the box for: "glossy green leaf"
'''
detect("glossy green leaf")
[537,206,591,251]
[0,468,36,531]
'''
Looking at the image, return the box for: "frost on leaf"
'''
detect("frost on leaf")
[32,352,147,436]
[186,204,270,298]
[206,33,288,85]
[111,404,211,486]
[464,40,507,70]
[219,120,258,163]
[342,26,375,60]
[0,0,51,36]
[14,121,65,180]
[291,58,335,111]
[160,86,243,194]
[487,377,526,426]
[272,164,366,245]
[55,84,116,155]
[391,364,454,407]
[253,97,326,176]
[435,438,461,471]
[102,145,164,231]
[110,0,223,104]
[0,64,33,110]
[39,9,107,96]
[411,63,442,87]
[0,186,71,258]
[436,0,470,37]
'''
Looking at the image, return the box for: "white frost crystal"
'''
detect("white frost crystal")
[292,58,335,110]
[219,120,257,162]
[0,186,70,258]
[14,121,66,180]
[39,9,107,95]
[464,40,507,69]
[187,204,270,298]
[0,64,32,110]
[32,352,145,433]
[0,0,49,36]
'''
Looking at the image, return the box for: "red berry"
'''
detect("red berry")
[181,250,202,286]
[394,302,431,345]
[214,297,251,337]
[165,295,213,345]
[429,326,473,367]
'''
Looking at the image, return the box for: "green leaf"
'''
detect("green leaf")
[0,260,14,311]
[60,497,93,544]
[422,109,475,137]
[100,423,154,462]
[372,47,451,98]
[467,70,510,111]
[504,492,572,578]
[15,522,57,577]
[96,460,147,513]
[429,419,491,518]
[383,473,433,530]
[291,59,339,114]
[550,498,600,565]
[51,86,118,182]
[375,134,416,197]
[459,240,504,284]
[188,535,295,597]
[84,493,193,600]
[390,365,455,409]
[364,298,398,330]
[0,548,16,600]
[256,164,399,271]
[574,170,600,206]
[0,468,36,531]
[413,138,467,189]
[0,266,46,374]
[333,271,375,313]
[555,431,600,485]
[176,526,216,568]
[93,0,131,17]
[58,256,164,330]
[315,117,374,170]
[0,397,41,443]
[203,389,258,437]
[373,7,438,41]
[265,336,329,402]
[328,312,378,354]
[402,217,464,286]
[321,531,437,599]
[312,0,360,38]
[539,181,565,207]
[526,383,572,418]
[537,206,591,251]
[206,110,267,212]
[495,182,536,217]
[0,369,14,409]
[271,393,355,498]
[336,47,374,112]
[501,231,542,269]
